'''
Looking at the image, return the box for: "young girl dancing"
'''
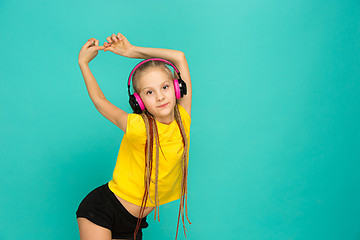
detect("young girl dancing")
[76,32,192,240]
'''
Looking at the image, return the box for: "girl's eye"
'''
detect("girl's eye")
[146,91,153,95]
[163,85,169,90]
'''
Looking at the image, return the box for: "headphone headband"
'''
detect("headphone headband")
[127,58,181,95]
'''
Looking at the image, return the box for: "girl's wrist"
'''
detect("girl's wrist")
[78,60,89,67]
[127,45,136,58]
[126,45,142,59]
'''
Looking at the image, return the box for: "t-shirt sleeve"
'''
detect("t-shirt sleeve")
[125,113,146,143]
[178,104,191,133]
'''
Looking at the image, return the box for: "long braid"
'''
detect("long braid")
[153,118,161,222]
[174,104,192,240]
[134,111,152,240]
[134,110,162,239]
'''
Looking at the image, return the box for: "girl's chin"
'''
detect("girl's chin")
[147,103,175,114]
[154,107,174,117]
[156,109,172,117]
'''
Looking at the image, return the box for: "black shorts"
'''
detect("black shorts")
[76,182,149,240]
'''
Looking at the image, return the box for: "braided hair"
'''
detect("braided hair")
[132,60,191,239]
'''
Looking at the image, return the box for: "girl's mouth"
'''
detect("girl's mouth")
[157,103,169,108]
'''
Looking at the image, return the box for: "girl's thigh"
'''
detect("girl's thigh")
[77,217,112,240]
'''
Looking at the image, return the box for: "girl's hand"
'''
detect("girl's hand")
[103,33,134,57]
[78,38,105,65]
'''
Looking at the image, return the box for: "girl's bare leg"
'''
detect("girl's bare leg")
[77,217,129,240]
[77,217,113,240]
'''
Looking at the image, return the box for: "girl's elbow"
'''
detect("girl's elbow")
[178,51,185,58]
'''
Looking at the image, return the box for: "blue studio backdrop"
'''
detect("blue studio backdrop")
[0,0,359,239]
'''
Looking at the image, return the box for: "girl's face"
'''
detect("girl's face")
[137,68,176,124]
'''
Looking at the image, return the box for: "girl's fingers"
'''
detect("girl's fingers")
[87,38,97,43]
[89,40,96,48]
[106,36,113,44]
[81,35,120,52]
[85,38,98,48]
[111,33,119,42]
[81,38,94,49]
[103,44,115,52]
[96,45,105,51]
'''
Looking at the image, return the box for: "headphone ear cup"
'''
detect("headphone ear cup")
[176,78,187,98]
[129,95,140,114]
[133,93,145,111]
[173,79,181,99]
[129,93,145,114]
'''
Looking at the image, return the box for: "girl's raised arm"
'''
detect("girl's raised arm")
[78,38,129,133]
[104,33,192,116]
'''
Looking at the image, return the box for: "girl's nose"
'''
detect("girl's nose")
[157,93,165,101]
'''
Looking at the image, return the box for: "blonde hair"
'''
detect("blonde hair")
[132,60,191,239]
[132,60,173,93]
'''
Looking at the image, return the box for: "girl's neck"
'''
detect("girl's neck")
[154,114,175,125]
[152,108,175,125]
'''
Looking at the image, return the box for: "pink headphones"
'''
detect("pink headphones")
[127,58,187,114]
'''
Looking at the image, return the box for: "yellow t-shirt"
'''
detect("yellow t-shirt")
[108,104,191,207]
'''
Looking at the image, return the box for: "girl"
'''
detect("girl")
[76,32,192,240]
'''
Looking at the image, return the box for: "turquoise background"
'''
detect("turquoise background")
[0,0,359,239]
